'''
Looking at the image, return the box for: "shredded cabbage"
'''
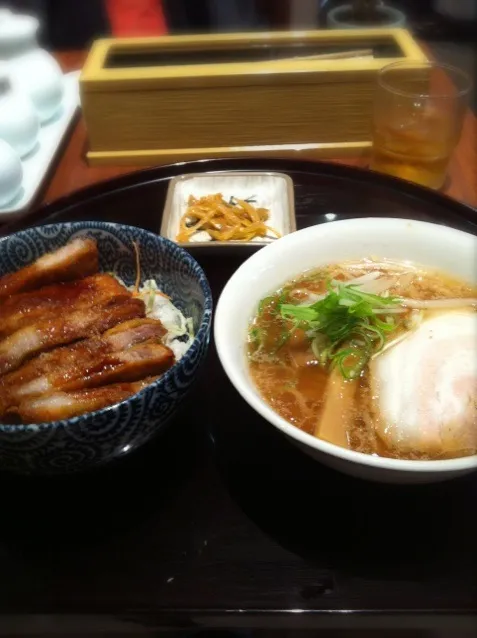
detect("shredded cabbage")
[133,279,194,360]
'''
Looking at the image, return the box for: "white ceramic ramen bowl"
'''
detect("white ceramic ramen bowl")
[215,218,477,484]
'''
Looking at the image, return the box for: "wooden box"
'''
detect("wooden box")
[80,29,427,166]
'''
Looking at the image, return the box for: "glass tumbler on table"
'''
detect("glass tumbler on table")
[370,61,471,189]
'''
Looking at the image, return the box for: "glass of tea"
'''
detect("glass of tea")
[370,61,471,189]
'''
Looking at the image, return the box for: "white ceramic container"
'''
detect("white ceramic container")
[0,71,80,221]
[0,139,23,207]
[214,218,477,484]
[0,12,64,123]
[0,62,39,157]
[161,171,296,249]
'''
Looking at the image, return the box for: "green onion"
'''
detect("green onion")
[249,327,263,347]
[258,295,275,316]
[281,304,318,322]
[332,346,370,380]
[374,315,396,332]
[277,279,402,379]
[260,290,290,317]
[275,328,290,351]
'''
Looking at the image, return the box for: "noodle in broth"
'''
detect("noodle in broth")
[248,260,477,460]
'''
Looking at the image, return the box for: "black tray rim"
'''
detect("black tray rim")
[1,158,477,627]
[3,158,477,237]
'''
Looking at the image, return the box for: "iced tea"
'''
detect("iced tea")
[370,62,471,189]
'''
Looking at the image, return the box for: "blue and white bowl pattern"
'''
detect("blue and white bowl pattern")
[0,222,212,474]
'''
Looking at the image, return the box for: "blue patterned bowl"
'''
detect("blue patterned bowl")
[0,222,212,474]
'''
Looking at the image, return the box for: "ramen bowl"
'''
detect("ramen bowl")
[0,222,212,474]
[215,218,477,483]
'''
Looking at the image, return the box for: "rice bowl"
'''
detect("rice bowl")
[0,222,212,474]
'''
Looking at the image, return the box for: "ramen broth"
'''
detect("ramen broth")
[248,260,477,460]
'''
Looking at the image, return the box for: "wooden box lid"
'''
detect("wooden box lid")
[80,28,427,92]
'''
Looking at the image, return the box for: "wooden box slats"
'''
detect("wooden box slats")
[80,29,428,166]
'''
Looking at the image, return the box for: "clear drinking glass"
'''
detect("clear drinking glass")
[370,61,472,189]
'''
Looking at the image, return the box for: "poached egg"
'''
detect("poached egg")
[368,310,477,457]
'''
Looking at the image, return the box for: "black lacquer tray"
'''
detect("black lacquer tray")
[0,159,476,636]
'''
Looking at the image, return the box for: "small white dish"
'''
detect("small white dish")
[214,218,477,484]
[0,70,80,221]
[161,171,296,251]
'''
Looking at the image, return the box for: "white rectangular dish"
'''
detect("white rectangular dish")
[161,171,296,251]
[0,70,80,222]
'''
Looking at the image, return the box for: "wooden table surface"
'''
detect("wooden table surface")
[43,50,477,209]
